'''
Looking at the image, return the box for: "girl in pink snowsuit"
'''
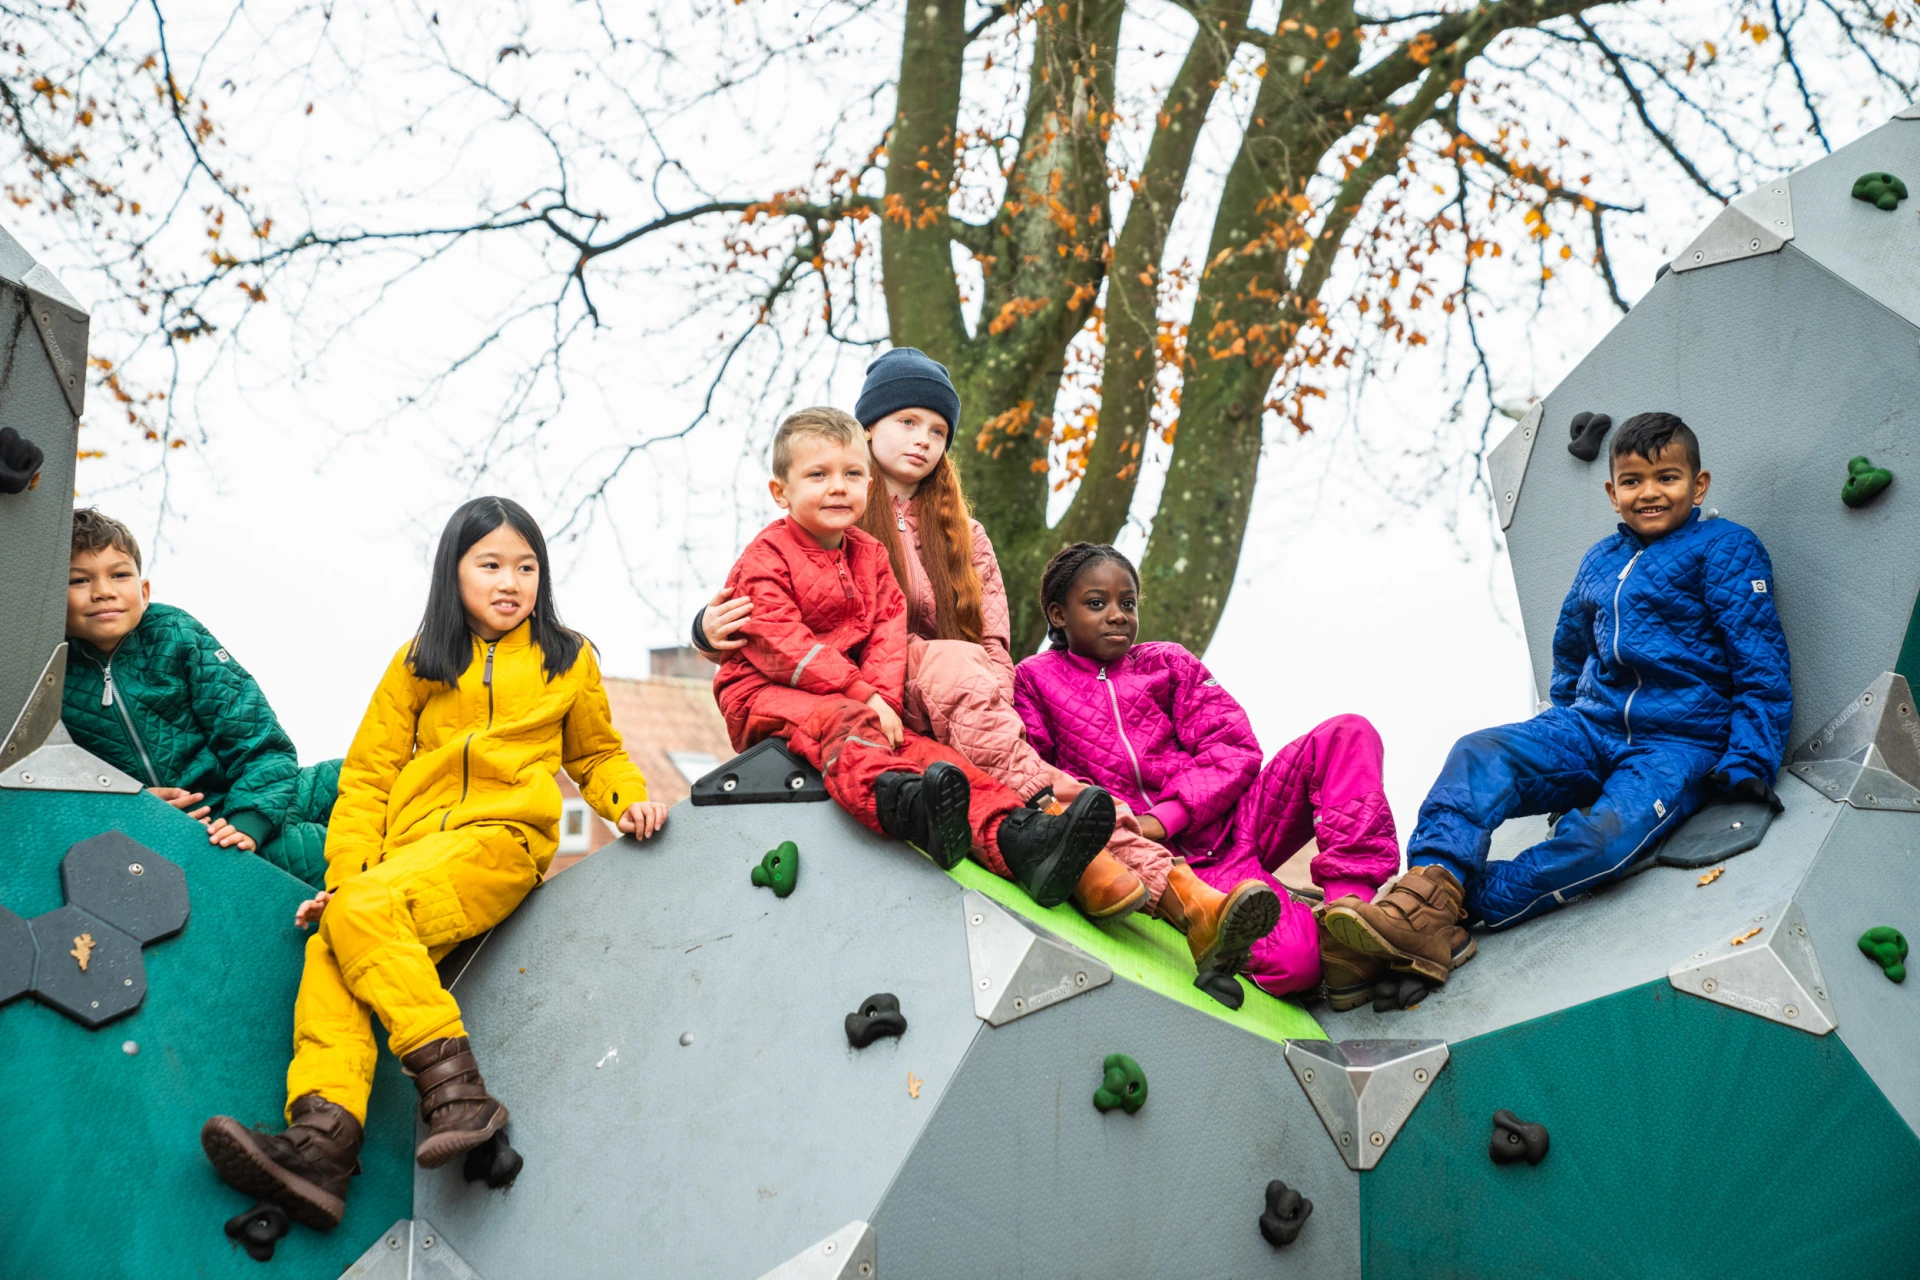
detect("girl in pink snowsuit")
[1013,543,1401,998]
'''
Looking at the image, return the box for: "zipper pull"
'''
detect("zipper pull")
[484,642,496,686]
[101,672,113,708]
[1097,666,1107,681]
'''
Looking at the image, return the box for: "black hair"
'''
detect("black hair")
[1038,542,1140,651]
[1610,411,1700,475]
[408,496,583,685]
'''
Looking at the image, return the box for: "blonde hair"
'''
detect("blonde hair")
[771,406,866,480]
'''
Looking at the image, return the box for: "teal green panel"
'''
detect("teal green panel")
[1895,586,1920,692]
[1361,981,1920,1279]
[0,790,412,1279]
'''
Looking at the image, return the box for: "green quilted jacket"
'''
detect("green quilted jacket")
[63,602,301,849]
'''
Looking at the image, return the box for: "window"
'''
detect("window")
[668,751,721,784]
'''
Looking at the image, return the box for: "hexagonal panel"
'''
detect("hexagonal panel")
[59,832,187,945]
[27,907,145,1028]
[0,904,31,1006]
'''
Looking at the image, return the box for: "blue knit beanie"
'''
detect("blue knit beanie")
[854,347,962,432]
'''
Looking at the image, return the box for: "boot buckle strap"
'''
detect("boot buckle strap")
[420,1081,495,1111]
[410,1053,480,1092]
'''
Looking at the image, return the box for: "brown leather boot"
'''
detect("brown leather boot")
[402,1035,509,1168]
[1316,904,1386,1011]
[201,1094,363,1231]
[1155,859,1282,974]
[1072,848,1149,920]
[1321,865,1468,984]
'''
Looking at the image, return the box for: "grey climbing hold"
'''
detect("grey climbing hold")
[1655,798,1775,869]
[61,832,189,945]
[26,905,146,1029]
[755,1220,877,1280]
[1786,672,1920,812]
[961,890,1111,1026]
[1283,1038,1449,1172]
[1668,899,1836,1036]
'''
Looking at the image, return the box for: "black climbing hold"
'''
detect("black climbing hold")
[1489,1109,1550,1165]
[0,427,45,495]
[1567,411,1613,463]
[0,905,33,1006]
[60,833,188,945]
[690,739,828,807]
[223,1201,290,1262]
[1852,171,1909,211]
[1193,968,1245,1010]
[1655,797,1775,869]
[845,992,908,1048]
[26,905,147,1028]
[750,841,800,897]
[1843,456,1893,509]
[463,1128,525,1189]
[1092,1053,1148,1114]
[1258,1180,1313,1247]
[1372,972,1433,1012]
[1858,927,1909,983]
[1655,261,1672,282]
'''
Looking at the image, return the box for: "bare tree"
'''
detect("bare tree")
[7,0,1917,647]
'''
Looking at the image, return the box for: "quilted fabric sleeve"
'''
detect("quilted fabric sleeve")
[561,643,651,821]
[177,612,299,837]
[1159,645,1263,835]
[1549,553,1598,708]
[1703,526,1794,786]
[733,547,867,700]
[1012,660,1057,765]
[324,644,424,890]
[856,560,910,713]
[971,520,1017,690]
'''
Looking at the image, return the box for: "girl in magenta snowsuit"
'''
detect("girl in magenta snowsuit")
[1013,543,1401,998]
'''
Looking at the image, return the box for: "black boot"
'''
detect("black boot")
[201,1094,363,1231]
[874,762,972,869]
[992,787,1116,907]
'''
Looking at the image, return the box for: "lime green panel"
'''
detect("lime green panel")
[1361,981,1920,1279]
[945,858,1325,1044]
[0,790,413,1279]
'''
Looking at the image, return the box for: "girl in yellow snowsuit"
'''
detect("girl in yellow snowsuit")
[202,497,668,1232]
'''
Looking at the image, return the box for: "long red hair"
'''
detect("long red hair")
[859,450,987,645]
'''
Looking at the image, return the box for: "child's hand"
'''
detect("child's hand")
[618,800,671,840]
[150,786,211,821]
[294,890,332,930]
[1136,814,1169,843]
[866,694,904,749]
[204,816,257,852]
[701,588,754,653]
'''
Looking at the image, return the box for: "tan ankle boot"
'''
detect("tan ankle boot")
[1316,904,1387,1011]
[1156,859,1282,973]
[1072,849,1149,919]
[1321,865,1468,984]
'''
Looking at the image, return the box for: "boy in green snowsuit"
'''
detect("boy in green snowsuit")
[62,508,338,887]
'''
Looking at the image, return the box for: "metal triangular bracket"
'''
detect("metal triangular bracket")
[1487,401,1543,530]
[337,1218,481,1280]
[1668,899,1836,1036]
[0,645,142,793]
[962,890,1111,1026]
[1896,102,1920,120]
[22,264,89,417]
[1785,672,1920,812]
[756,1220,877,1280]
[1283,1038,1448,1171]
[1671,179,1794,273]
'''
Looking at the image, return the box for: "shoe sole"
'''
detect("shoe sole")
[1324,980,1376,1011]
[1078,878,1150,921]
[201,1117,345,1232]
[1320,908,1452,985]
[918,762,973,871]
[1023,789,1116,908]
[1193,881,1283,973]
[415,1102,509,1169]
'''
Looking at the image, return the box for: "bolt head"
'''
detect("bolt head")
[1370,1132,1385,1147]
[1702,977,1718,993]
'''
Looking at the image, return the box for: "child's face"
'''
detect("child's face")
[1606,442,1711,540]
[771,436,870,547]
[67,547,149,654]
[459,524,539,641]
[866,408,951,491]
[1048,559,1138,665]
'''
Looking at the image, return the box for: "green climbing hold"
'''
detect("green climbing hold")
[749,841,800,898]
[1842,456,1893,509]
[1852,172,1909,211]
[1092,1053,1148,1115]
[1858,926,1909,982]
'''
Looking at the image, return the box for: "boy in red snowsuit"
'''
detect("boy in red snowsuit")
[714,407,1115,904]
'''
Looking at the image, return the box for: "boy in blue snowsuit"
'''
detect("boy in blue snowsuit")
[1324,412,1792,985]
